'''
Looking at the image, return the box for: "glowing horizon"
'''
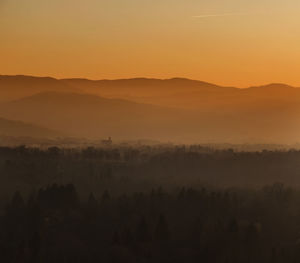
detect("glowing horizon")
[1,0,300,88]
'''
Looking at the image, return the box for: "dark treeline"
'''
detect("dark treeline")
[1,183,300,263]
[1,145,300,262]
[1,145,300,199]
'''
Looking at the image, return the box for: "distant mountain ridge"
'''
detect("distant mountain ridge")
[2,74,300,109]
[0,75,79,102]
[1,75,300,143]
[1,74,299,99]
[62,77,235,90]
[1,74,298,90]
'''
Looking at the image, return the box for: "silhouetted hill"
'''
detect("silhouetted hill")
[0,75,79,102]
[61,77,238,108]
[0,117,60,138]
[61,78,300,110]
[242,83,299,97]
[0,92,189,140]
[1,75,300,143]
[1,90,300,143]
[2,75,300,110]
[62,77,235,91]
[0,75,238,106]
[248,83,296,91]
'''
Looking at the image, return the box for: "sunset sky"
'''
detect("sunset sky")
[1,0,300,87]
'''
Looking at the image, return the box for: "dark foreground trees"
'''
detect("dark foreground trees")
[0,183,300,263]
[0,146,300,262]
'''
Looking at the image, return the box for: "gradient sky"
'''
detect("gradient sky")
[1,0,300,87]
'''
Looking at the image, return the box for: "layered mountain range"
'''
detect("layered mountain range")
[0,75,299,143]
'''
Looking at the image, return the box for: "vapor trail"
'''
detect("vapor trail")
[192,13,244,18]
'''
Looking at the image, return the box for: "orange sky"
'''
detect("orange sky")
[1,0,300,87]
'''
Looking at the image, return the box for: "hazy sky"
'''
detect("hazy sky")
[1,0,300,87]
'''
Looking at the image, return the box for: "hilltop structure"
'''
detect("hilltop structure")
[101,137,112,146]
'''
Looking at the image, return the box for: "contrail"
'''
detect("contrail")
[192,13,244,18]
